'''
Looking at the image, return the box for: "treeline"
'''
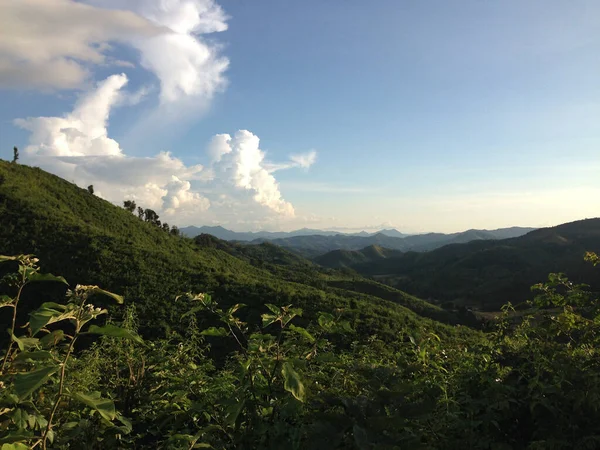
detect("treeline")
[122,200,180,236]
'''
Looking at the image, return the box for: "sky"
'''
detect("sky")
[1,0,599,233]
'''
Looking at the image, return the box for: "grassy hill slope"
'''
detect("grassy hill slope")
[344,219,600,310]
[0,161,462,340]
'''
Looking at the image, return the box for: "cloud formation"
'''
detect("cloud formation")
[15,75,315,224]
[0,0,161,90]
[0,0,229,106]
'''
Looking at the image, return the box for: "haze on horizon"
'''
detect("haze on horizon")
[1,0,599,233]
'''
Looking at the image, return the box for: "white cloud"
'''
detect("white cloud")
[15,74,209,212]
[209,131,296,217]
[0,0,229,108]
[0,0,162,90]
[15,75,315,225]
[290,150,317,169]
[85,0,229,104]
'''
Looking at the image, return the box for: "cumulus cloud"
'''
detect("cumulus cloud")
[84,0,229,104]
[15,74,209,212]
[210,131,295,216]
[0,0,229,107]
[15,75,315,224]
[0,0,162,90]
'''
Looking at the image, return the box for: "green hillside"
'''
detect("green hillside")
[314,244,403,269]
[337,219,600,310]
[3,161,600,449]
[0,161,457,339]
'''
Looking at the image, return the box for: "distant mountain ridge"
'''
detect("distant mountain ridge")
[180,225,409,240]
[181,225,536,257]
[318,218,600,311]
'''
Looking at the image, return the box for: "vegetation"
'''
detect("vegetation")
[2,161,600,448]
[319,219,600,311]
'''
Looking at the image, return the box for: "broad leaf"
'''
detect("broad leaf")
[265,304,280,314]
[282,362,305,402]
[29,306,76,336]
[200,327,228,337]
[317,312,335,330]
[10,409,28,430]
[289,325,315,342]
[10,334,39,352]
[28,272,68,285]
[39,330,65,348]
[261,313,278,328]
[86,324,143,344]
[72,391,116,422]
[14,365,58,400]
[0,295,13,309]
[1,443,30,450]
[13,351,54,362]
[89,287,123,304]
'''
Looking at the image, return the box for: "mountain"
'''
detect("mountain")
[3,160,600,449]
[0,160,460,337]
[250,227,536,258]
[331,219,600,311]
[314,244,403,269]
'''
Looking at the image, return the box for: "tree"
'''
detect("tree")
[170,226,180,236]
[87,185,94,195]
[137,206,144,219]
[162,222,170,232]
[123,200,137,214]
[144,208,160,226]
[12,146,19,164]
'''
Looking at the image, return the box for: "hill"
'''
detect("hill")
[180,225,408,240]
[3,161,600,449]
[264,227,535,258]
[314,244,403,269]
[338,219,600,310]
[0,160,460,337]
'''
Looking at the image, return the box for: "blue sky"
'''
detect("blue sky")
[1,0,599,232]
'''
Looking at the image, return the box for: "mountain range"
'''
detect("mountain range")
[179,225,409,240]
[316,218,600,311]
[181,225,536,258]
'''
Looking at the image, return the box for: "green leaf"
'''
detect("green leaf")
[89,287,123,304]
[40,330,65,348]
[289,325,315,342]
[13,351,54,362]
[29,306,76,336]
[0,295,13,309]
[27,272,68,285]
[317,312,335,330]
[10,334,39,352]
[281,362,305,402]
[1,443,30,450]
[10,409,28,430]
[265,304,280,314]
[14,365,58,400]
[200,327,228,337]
[71,391,116,422]
[85,324,143,344]
[261,313,278,328]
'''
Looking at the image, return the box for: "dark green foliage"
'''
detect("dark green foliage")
[3,161,600,449]
[123,200,136,214]
[12,146,19,164]
[87,185,94,195]
[332,219,600,310]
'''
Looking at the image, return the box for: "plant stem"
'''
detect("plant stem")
[1,271,26,373]
[42,332,78,449]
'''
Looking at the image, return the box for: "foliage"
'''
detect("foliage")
[3,162,600,448]
[0,255,141,449]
